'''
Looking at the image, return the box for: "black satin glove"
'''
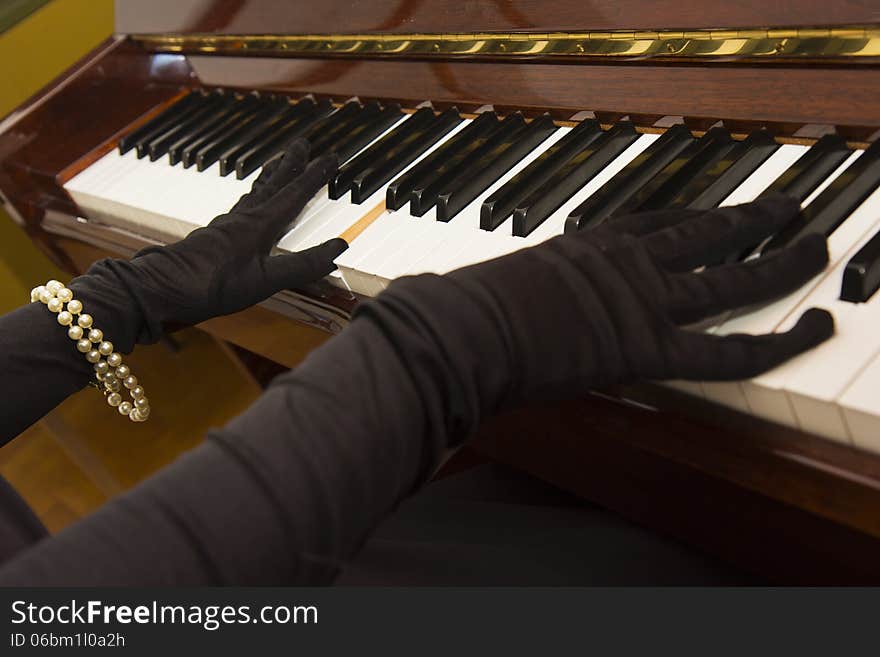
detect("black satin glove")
[72,140,346,350]
[363,194,834,428]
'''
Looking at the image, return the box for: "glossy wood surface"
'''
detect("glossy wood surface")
[115,0,880,34]
[474,394,880,584]
[190,56,880,130]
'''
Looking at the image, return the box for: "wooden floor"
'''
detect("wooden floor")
[0,328,264,533]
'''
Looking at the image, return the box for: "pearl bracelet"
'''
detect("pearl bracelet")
[31,280,151,423]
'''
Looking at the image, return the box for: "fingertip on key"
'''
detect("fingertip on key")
[791,307,836,346]
[324,237,349,258]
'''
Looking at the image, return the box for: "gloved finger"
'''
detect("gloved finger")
[260,153,339,243]
[664,308,833,381]
[262,238,349,290]
[232,140,310,211]
[664,233,829,325]
[599,207,704,238]
[642,194,800,272]
[263,138,310,188]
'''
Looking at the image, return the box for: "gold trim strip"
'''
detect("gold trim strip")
[132,27,880,62]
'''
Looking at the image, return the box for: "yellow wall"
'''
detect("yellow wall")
[0,0,115,312]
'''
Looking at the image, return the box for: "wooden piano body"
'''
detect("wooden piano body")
[3,0,880,583]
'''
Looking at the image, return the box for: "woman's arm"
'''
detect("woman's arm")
[0,142,343,445]
[0,196,833,585]
[0,278,142,443]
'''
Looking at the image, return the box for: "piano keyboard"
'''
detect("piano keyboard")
[64,89,880,451]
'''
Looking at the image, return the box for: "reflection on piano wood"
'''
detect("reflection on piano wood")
[5,0,880,582]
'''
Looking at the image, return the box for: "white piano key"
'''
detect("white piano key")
[524,132,663,246]
[413,131,664,278]
[702,147,869,415]
[740,190,880,441]
[653,146,815,406]
[717,144,808,207]
[838,351,880,453]
[65,109,413,245]
[366,126,571,280]
[279,117,473,255]
[286,114,412,225]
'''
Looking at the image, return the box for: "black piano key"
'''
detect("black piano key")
[167,94,255,165]
[132,91,218,158]
[760,133,850,203]
[674,131,779,210]
[298,100,363,144]
[194,97,291,171]
[564,124,694,233]
[628,127,736,212]
[412,112,527,218]
[225,98,332,178]
[144,91,229,161]
[351,108,462,203]
[119,91,204,155]
[841,229,880,303]
[351,109,464,204]
[330,107,438,201]
[480,118,604,231]
[386,111,500,211]
[178,94,263,168]
[731,135,854,262]
[436,115,558,223]
[512,122,639,237]
[308,101,380,157]
[762,140,880,253]
[234,99,343,179]
[319,103,404,164]
[217,98,325,176]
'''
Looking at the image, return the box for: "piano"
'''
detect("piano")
[3,0,880,582]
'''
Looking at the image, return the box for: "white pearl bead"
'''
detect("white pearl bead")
[47,297,63,313]
[115,365,130,379]
[130,385,145,399]
[129,410,143,422]
[77,314,93,328]
[76,339,91,353]
[97,371,114,382]
[38,289,53,304]
[104,377,121,392]
[123,375,138,390]
[106,392,122,407]
[30,287,41,302]
[88,328,103,343]
[56,311,73,326]
[98,341,113,356]
[68,325,84,340]
[137,405,150,419]
[107,352,122,367]
[85,349,101,364]
[46,280,62,294]
[94,361,109,376]
[135,397,150,411]
[118,401,133,416]
[56,288,73,303]
[67,299,83,315]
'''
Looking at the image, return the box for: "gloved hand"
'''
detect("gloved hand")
[71,140,346,350]
[364,194,834,423]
